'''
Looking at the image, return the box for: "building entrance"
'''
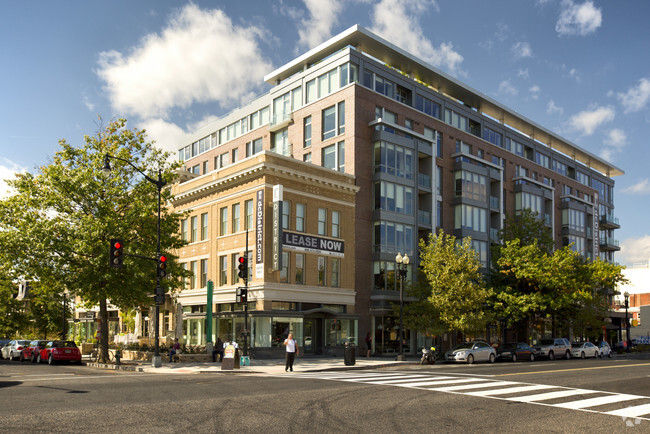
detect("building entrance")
[303,318,323,355]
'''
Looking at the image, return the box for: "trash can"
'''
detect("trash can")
[344,342,356,366]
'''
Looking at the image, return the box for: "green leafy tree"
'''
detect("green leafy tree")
[399,270,446,338]
[497,209,554,255]
[28,284,71,340]
[0,118,189,361]
[419,231,492,335]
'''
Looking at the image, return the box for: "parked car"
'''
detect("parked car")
[597,341,612,358]
[1,340,30,361]
[445,341,496,364]
[571,341,599,359]
[496,342,539,362]
[21,340,49,362]
[533,338,572,360]
[0,339,11,359]
[37,340,82,365]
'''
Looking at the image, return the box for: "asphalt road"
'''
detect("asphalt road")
[1,357,648,433]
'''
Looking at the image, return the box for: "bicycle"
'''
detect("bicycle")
[89,344,115,363]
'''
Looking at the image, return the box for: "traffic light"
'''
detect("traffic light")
[241,287,247,304]
[158,254,167,278]
[236,287,248,303]
[238,254,248,281]
[109,239,124,268]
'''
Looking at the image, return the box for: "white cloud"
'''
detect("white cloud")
[139,118,193,158]
[96,4,273,119]
[599,128,626,161]
[567,105,615,135]
[619,236,650,266]
[0,158,27,199]
[617,77,650,114]
[296,0,343,50]
[517,68,530,79]
[556,0,602,36]
[511,41,533,59]
[622,179,650,195]
[547,100,564,115]
[498,80,518,96]
[370,0,464,76]
[529,85,540,99]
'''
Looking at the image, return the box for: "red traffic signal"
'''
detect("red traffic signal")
[238,255,248,280]
[158,254,167,278]
[109,239,124,268]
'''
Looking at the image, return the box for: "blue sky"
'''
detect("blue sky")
[2,0,649,265]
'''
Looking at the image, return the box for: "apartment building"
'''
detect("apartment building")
[171,25,623,357]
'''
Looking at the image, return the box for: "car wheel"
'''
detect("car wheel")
[467,354,474,364]
[565,350,571,360]
[19,352,25,362]
[530,353,535,362]
[10,351,15,361]
[580,351,585,359]
[489,353,496,364]
[548,351,555,361]
[594,351,599,359]
[512,354,517,362]
[48,354,55,365]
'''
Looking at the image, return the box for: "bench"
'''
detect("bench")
[172,353,218,363]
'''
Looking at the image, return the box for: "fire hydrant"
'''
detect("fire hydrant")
[115,349,121,366]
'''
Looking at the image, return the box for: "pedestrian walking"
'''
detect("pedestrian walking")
[365,332,372,358]
[284,333,298,372]
[169,338,181,363]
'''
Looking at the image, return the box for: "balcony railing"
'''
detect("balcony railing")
[418,209,432,226]
[490,196,499,210]
[490,227,500,243]
[269,111,293,131]
[418,172,431,189]
[600,214,620,228]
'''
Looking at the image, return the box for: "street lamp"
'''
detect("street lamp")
[624,291,631,353]
[102,153,166,368]
[395,252,409,362]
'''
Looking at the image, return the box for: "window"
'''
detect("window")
[331,258,340,288]
[295,254,304,284]
[200,259,208,288]
[296,204,305,232]
[291,86,302,110]
[322,102,345,140]
[331,211,340,238]
[436,166,442,196]
[454,204,487,232]
[436,200,442,227]
[190,261,197,289]
[483,127,502,147]
[231,253,239,283]
[202,160,208,174]
[455,140,472,154]
[232,203,241,233]
[191,164,200,175]
[318,257,326,286]
[303,153,311,163]
[245,200,253,230]
[215,152,229,169]
[535,152,551,169]
[318,208,327,236]
[273,92,291,125]
[553,159,568,176]
[201,212,208,240]
[220,256,227,286]
[246,138,263,157]
[280,251,289,283]
[282,200,290,230]
[232,148,239,164]
[181,219,188,242]
[190,216,198,243]
[576,171,589,185]
[306,79,316,103]
[515,192,543,215]
[220,207,228,236]
[416,95,441,119]
[396,86,412,105]
[562,209,586,233]
[303,116,311,148]
[374,181,414,215]
[272,128,290,155]
[322,141,345,172]
[373,141,414,180]
[455,171,487,202]
[375,107,397,133]
[444,108,468,132]
[470,239,488,268]
[373,221,414,255]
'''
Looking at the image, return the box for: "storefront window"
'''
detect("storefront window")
[271,317,303,348]
[325,318,357,346]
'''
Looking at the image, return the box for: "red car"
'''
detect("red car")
[21,340,49,362]
[37,340,82,365]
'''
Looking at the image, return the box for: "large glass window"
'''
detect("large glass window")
[374,181,414,215]
[455,171,487,202]
[483,127,502,147]
[246,138,263,157]
[322,102,345,141]
[272,128,290,155]
[471,239,488,268]
[282,200,290,230]
[562,208,586,233]
[454,204,487,232]
[515,192,543,215]
[373,261,396,291]
[373,141,414,180]
[373,221,414,255]
[322,141,345,172]
[444,108,468,132]
[416,95,441,118]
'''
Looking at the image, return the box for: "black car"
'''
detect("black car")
[496,342,539,362]
[0,339,10,359]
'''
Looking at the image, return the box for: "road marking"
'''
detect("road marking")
[355,375,447,385]
[431,381,518,392]
[493,362,650,377]
[606,404,650,418]
[466,384,554,396]
[555,394,646,410]
[507,389,596,402]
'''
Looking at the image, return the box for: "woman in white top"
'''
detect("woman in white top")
[283,333,298,372]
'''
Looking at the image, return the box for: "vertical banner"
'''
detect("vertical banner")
[255,190,264,278]
[206,280,213,343]
[272,185,283,271]
[593,192,599,259]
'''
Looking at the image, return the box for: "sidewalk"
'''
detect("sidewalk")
[84,355,420,375]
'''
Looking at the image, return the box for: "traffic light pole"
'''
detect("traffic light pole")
[244,229,249,358]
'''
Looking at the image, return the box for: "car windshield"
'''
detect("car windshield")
[572,342,585,348]
[453,343,474,350]
[17,340,29,345]
[52,341,77,348]
[501,343,516,350]
[539,339,554,345]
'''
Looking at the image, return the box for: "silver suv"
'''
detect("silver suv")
[534,338,572,360]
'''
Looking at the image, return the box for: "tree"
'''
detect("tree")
[27,283,70,340]
[418,231,492,335]
[498,209,554,255]
[0,118,189,361]
[399,270,446,339]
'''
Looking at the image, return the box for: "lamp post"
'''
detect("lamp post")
[102,154,166,368]
[395,252,409,361]
[624,291,631,353]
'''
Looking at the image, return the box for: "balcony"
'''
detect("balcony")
[490,228,501,243]
[489,196,499,210]
[600,214,620,229]
[269,111,293,132]
[418,172,432,190]
[600,237,621,251]
[418,209,432,227]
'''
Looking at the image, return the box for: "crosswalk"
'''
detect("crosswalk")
[281,371,650,422]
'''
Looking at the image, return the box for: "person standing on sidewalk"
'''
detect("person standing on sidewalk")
[284,333,298,372]
[169,338,180,363]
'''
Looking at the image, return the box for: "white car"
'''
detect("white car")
[445,341,496,364]
[1,340,30,360]
[570,341,599,359]
[597,341,612,358]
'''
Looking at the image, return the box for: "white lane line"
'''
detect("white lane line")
[605,403,650,418]
[343,374,436,383]
[431,381,519,392]
[405,378,488,388]
[466,384,554,396]
[358,376,451,385]
[555,394,647,410]
[507,389,597,402]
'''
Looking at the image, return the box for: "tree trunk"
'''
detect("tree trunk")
[99,298,109,363]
